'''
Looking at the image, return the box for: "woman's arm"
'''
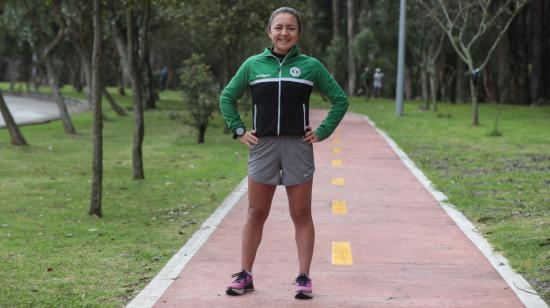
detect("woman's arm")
[313,59,349,141]
[219,58,253,133]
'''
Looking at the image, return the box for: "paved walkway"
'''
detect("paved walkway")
[0,94,86,128]
[132,110,543,307]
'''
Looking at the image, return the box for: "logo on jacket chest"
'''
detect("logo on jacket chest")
[290,67,301,77]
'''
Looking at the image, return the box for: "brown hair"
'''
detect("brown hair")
[268,7,302,32]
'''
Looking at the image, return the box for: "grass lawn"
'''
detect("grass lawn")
[0,84,249,306]
[311,95,550,302]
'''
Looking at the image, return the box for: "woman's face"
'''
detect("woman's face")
[268,13,300,55]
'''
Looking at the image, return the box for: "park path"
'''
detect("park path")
[0,94,87,128]
[135,110,532,307]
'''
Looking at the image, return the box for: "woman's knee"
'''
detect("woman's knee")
[289,207,312,224]
[247,206,270,224]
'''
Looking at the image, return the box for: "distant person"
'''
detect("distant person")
[159,66,168,91]
[372,67,384,98]
[220,6,348,300]
[360,67,370,99]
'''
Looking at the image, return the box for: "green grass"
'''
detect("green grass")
[0,85,249,306]
[312,95,549,302]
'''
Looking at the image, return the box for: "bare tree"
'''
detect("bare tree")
[417,0,528,125]
[41,26,76,134]
[61,2,127,117]
[89,0,103,217]
[127,1,145,180]
[0,90,28,145]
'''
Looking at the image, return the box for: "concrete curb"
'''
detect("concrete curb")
[126,177,249,308]
[362,114,548,308]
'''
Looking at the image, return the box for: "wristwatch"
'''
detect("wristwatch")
[233,127,246,139]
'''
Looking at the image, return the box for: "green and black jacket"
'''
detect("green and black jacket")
[220,46,348,140]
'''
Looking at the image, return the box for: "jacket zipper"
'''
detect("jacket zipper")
[270,53,288,136]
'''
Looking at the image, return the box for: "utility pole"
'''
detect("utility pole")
[395,0,407,117]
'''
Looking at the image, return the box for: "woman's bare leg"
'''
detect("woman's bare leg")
[241,178,277,272]
[286,179,314,275]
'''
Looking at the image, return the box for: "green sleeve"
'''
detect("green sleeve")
[314,60,349,141]
[219,58,252,133]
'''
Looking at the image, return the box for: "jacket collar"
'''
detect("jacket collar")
[262,45,301,62]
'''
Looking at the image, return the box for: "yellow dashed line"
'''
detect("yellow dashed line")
[332,147,342,155]
[331,177,345,186]
[332,138,341,144]
[332,200,348,215]
[331,159,343,167]
[332,242,353,265]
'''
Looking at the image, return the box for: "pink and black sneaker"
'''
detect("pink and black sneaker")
[226,270,254,296]
[293,273,313,299]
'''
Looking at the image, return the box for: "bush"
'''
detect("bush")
[180,54,218,143]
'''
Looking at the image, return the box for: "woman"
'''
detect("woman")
[219,7,348,300]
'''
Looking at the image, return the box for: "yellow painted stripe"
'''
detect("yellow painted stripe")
[332,138,341,144]
[332,200,348,215]
[331,159,343,167]
[332,242,353,265]
[331,177,345,186]
[332,147,342,155]
[332,133,341,139]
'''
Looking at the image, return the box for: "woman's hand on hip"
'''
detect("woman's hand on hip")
[303,127,319,144]
[239,130,258,149]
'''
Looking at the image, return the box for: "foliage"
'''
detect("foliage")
[353,28,378,71]
[180,54,218,143]
[325,36,348,88]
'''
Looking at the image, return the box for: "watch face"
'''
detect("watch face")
[236,127,245,135]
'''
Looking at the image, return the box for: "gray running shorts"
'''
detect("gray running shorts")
[248,135,315,186]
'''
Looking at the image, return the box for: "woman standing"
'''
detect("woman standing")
[220,7,348,300]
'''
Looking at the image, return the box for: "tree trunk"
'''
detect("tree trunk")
[405,64,413,100]
[198,123,207,144]
[0,90,28,145]
[72,60,84,93]
[428,59,438,112]
[346,0,356,95]
[456,61,468,103]
[118,64,126,96]
[530,0,544,103]
[89,0,103,218]
[103,88,127,116]
[140,0,156,109]
[45,58,77,134]
[127,3,145,180]
[420,53,429,108]
[497,33,511,103]
[468,69,480,126]
[515,10,532,105]
[72,42,93,102]
[332,0,340,39]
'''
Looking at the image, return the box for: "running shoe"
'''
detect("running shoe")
[226,270,254,296]
[293,273,313,299]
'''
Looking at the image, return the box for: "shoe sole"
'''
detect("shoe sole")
[226,288,254,296]
[295,291,313,300]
